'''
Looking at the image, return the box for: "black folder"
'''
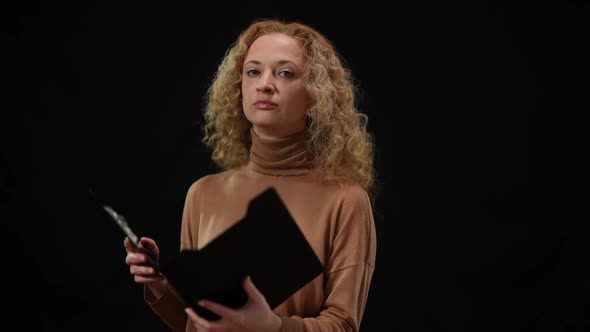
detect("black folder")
[159,187,324,321]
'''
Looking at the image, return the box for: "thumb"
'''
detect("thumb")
[139,237,159,255]
[243,276,264,303]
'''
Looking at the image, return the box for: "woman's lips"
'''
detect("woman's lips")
[254,100,278,109]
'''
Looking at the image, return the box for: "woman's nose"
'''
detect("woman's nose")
[256,73,275,93]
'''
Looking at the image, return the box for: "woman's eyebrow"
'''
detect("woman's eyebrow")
[244,59,300,70]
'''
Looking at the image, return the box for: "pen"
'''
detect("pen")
[89,188,160,271]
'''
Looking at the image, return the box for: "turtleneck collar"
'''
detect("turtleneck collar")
[248,127,313,176]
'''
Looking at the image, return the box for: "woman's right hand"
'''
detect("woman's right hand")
[124,237,167,296]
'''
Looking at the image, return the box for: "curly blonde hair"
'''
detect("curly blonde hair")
[202,19,376,197]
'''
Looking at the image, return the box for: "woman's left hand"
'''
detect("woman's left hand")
[185,276,282,332]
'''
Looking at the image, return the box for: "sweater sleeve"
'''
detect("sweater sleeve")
[143,181,200,332]
[279,186,377,332]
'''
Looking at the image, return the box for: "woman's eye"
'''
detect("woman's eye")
[278,70,294,78]
[246,69,259,76]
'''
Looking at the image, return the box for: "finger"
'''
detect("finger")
[130,265,157,276]
[133,275,164,284]
[198,299,239,324]
[125,252,147,265]
[123,237,139,253]
[243,275,264,303]
[185,307,214,330]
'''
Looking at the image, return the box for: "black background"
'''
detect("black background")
[2,2,587,331]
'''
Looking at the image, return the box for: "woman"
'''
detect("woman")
[124,18,378,332]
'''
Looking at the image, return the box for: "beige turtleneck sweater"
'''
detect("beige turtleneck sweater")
[145,129,376,332]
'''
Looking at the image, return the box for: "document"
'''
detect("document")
[159,187,324,320]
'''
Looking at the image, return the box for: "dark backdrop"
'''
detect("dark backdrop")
[2,2,587,332]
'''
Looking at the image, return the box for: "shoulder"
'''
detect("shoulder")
[185,169,241,197]
[334,183,372,210]
[324,183,374,223]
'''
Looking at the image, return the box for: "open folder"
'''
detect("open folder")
[159,187,324,321]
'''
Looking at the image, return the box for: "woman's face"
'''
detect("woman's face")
[241,33,309,139]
